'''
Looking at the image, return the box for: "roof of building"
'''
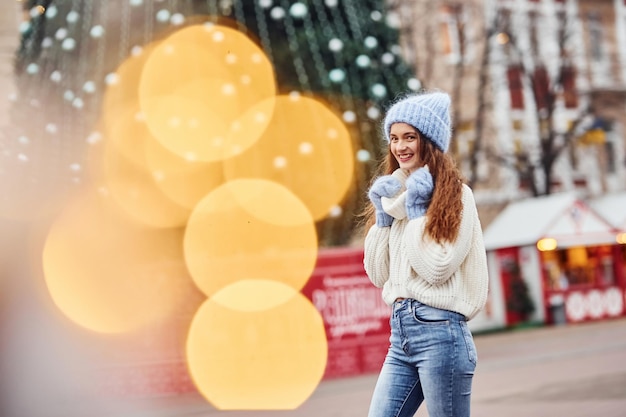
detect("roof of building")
[588,191,626,229]
[483,192,619,251]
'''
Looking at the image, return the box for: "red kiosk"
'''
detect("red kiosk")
[483,192,626,327]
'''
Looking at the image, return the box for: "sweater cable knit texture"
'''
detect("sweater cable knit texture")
[363,183,489,320]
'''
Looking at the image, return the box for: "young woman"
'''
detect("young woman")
[363,91,489,417]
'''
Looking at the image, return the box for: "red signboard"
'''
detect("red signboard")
[301,247,391,379]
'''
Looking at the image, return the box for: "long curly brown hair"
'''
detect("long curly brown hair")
[361,134,465,243]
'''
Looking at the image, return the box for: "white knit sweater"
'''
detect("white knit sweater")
[363,176,489,320]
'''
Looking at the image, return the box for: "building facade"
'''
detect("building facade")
[391,0,626,227]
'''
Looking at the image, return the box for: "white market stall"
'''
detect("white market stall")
[482,192,626,327]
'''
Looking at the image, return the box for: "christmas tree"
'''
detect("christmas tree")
[9,0,418,245]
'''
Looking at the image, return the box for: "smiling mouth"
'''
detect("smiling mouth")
[397,153,414,162]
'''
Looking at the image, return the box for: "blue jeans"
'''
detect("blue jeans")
[368,299,477,417]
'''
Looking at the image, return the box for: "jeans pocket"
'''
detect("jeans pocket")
[411,304,450,324]
[459,321,478,365]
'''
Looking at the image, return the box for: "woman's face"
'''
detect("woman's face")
[389,123,422,173]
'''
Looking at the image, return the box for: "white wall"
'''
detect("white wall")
[469,250,507,332]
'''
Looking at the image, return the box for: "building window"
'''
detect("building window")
[618,0,626,84]
[569,140,579,170]
[561,65,578,109]
[507,65,525,110]
[533,65,550,112]
[439,4,464,64]
[542,245,616,290]
[528,10,540,56]
[605,141,616,173]
[587,11,612,86]
[588,12,604,62]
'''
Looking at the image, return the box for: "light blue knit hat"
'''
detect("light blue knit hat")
[383,92,452,152]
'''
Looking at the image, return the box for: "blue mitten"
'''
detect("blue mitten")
[405,167,434,219]
[368,175,402,227]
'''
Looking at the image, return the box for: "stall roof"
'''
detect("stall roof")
[589,191,626,229]
[483,192,618,251]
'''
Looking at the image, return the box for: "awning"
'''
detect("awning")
[483,192,620,251]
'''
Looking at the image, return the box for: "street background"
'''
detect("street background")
[86,318,626,417]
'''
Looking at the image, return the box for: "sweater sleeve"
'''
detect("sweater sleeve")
[402,185,478,286]
[363,225,391,288]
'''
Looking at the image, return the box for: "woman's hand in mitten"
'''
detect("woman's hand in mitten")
[405,166,434,219]
[368,175,402,227]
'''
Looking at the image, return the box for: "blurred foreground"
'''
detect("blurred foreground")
[3,315,624,417]
[108,318,626,417]
[124,318,626,417]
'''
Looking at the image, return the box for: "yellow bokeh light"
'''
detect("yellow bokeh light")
[104,105,153,166]
[223,94,354,221]
[537,237,558,251]
[139,24,276,162]
[42,189,191,333]
[140,94,231,161]
[183,179,318,298]
[99,103,225,211]
[102,41,158,129]
[101,139,190,228]
[143,132,226,210]
[186,281,328,410]
[220,96,277,160]
[211,279,300,312]
[616,233,626,244]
